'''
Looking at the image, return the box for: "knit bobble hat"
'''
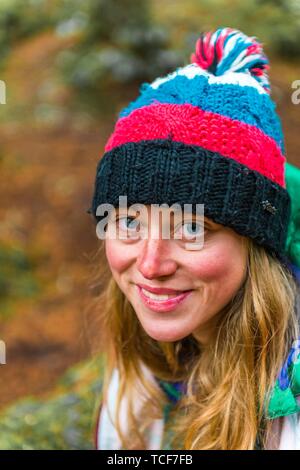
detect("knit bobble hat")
[90,27,291,261]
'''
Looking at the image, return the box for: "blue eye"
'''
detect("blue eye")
[180,221,204,239]
[118,216,140,231]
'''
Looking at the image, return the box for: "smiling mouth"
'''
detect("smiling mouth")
[136,285,193,312]
[140,288,183,301]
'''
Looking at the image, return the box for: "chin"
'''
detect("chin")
[142,325,190,343]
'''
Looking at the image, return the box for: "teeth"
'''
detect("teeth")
[141,288,179,301]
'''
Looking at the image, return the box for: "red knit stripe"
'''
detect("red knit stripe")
[105,103,286,187]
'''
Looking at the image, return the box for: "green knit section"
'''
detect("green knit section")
[285,162,300,267]
[159,356,300,448]
[266,357,300,419]
[157,381,182,402]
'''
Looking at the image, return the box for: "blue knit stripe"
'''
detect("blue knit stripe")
[217,37,253,75]
[119,75,284,152]
[156,379,186,404]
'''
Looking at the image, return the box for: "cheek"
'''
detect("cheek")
[105,239,133,273]
[186,236,246,285]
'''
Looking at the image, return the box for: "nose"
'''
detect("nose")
[136,238,178,280]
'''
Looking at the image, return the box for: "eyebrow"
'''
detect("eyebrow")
[114,207,218,225]
[120,208,224,234]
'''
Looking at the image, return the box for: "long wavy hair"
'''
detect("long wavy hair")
[86,236,300,450]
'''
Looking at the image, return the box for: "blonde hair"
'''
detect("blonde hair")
[87,237,300,450]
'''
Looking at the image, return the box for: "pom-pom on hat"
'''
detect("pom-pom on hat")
[90,27,291,261]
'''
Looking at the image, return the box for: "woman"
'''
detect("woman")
[89,27,300,450]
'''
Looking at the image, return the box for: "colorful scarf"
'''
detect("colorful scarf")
[156,335,300,422]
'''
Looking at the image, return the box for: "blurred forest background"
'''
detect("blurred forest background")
[0,0,300,449]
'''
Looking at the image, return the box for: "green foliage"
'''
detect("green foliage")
[1,0,299,117]
[83,0,151,43]
[254,0,300,59]
[0,354,104,450]
[0,243,40,316]
[152,0,300,59]
[55,0,183,118]
[54,0,300,117]
[0,0,56,65]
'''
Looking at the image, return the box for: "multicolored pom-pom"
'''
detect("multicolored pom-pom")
[190,27,271,93]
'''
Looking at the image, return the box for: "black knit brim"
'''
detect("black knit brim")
[90,139,291,260]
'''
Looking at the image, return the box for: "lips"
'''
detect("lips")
[137,283,190,295]
[140,288,178,301]
[136,284,193,313]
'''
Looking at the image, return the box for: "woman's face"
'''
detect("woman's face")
[104,205,248,343]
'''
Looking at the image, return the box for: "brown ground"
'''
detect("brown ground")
[0,124,106,409]
[0,32,114,410]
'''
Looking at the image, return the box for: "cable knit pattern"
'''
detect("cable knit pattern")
[105,103,285,187]
[119,76,284,153]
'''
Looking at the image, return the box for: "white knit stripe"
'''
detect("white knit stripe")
[221,31,251,59]
[97,369,123,449]
[150,64,267,94]
[229,53,263,73]
[97,365,165,450]
[207,69,265,90]
[145,418,164,450]
[278,413,300,449]
[210,29,221,44]
[221,33,243,58]
[150,64,209,89]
